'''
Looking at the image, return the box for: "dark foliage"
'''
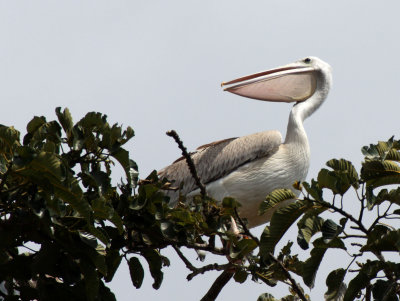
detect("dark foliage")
[1,109,400,300]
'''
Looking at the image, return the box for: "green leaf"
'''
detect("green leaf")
[86,225,110,247]
[376,187,400,206]
[80,260,100,301]
[79,231,98,249]
[222,197,241,209]
[0,125,21,155]
[385,149,400,162]
[142,249,163,289]
[321,219,342,243]
[128,257,145,289]
[111,148,137,188]
[361,160,400,188]
[318,168,341,194]
[324,268,347,301]
[54,179,90,220]
[14,149,91,219]
[90,170,112,193]
[326,158,359,189]
[124,126,135,142]
[361,226,400,252]
[366,185,378,209]
[15,150,65,181]
[105,249,122,283]
[372,279,398,301]
[26,116,46,135]
[168,209,195,225]
[297,210,325,250]
[230,238,258,260]
[344,260,384,301]
[92,251,108,277]
[43,140,56,153]
[313,237,346,250]
[98,282,117,301]
[78,111,108,130]
[302,247,326,288]
[92,197,114,220]
[259,188,296,215]
[233,268,248,283]
[318,159,359,195]
[302,179,323,202]
[302,237,346,289]
[24,118,62,147]
[257,293,277,301]
[109,211,124,235]
[260,200,312,260]
[55,107,74,134]
[362,137,400,161]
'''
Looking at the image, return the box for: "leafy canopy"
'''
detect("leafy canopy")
[1,109,400,301]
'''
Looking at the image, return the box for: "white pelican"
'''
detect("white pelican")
[159,56,332,228]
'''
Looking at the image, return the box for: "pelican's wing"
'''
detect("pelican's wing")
[158,130,282,202]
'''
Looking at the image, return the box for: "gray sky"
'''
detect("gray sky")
[2,1,400,300]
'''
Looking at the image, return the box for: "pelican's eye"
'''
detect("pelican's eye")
[304,58,311,63]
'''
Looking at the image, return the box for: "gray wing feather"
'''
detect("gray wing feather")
[158,130,282,201]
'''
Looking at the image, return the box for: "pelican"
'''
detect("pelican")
[159,56,332,228]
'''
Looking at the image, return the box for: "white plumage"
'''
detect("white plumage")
[159,56,332,228]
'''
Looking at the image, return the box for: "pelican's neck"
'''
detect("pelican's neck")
[284,69,332,144]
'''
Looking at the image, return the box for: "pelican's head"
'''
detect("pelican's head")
[221,56,332,104]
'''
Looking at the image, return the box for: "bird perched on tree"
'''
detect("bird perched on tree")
[159,56,332,228]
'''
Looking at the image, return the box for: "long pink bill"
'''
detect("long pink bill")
[222,66,317,103]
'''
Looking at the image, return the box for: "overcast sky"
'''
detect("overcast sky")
[2,1,400,300]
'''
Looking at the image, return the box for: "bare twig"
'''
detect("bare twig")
[358,197,365,223]
[269,252,308,301]
[367,203,393,232]
[173,245,197,272]
[166,130,207,198]
[188,263,232,281]
[130,240,225,256]
[345,255,359,272]
[200,269,235,301]
[338,234,368,239]
[173,245,233,281]
[233,207,259,244]
[312,197,368,234]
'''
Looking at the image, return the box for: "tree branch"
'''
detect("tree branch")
[173,245,233,281]
[188,263,232,281]
[367,203,393,232]
[200,269,235,301]
[312,198,369,234]
[173,245,197,272]
[131,240,225,256]
[269,253,308,301]
[166,130,207,198]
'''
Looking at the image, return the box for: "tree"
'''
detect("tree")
[1,108,400,300]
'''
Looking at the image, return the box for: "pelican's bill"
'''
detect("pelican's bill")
[222,66,317,103]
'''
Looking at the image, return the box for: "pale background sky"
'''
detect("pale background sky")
[1,1,400,300]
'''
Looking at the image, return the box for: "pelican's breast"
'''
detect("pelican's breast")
[205,141,310,227]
